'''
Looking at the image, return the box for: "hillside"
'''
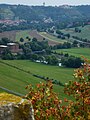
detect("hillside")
[54,48,90,59]
[0,4,90,27]
[0,30,67,46]
[61,25,90,40]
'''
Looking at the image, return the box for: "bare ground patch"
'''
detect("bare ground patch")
[29,30,59,46]
[0,31,18,41]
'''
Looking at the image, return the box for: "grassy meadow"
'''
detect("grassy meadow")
[40,32,67,43]
[61,25,90,40]
[0,88,7,93]
[54,47,90,59]
[0,61,42,94]
[15,30,32,42]
[15,30,64,45]
[0,60,74,100]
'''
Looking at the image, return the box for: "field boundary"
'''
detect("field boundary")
[39,32,60,43]
[0,61,64,87]
[0,86,24,96]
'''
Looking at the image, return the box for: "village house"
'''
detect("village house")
[0,43,21,54]
[0,45,7,54]
[7,43,20,53]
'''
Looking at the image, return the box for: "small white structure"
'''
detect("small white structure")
[35,60,41,63]
[59,63,62,67]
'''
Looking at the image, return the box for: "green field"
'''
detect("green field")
[0,88,7,93]
[0,61,41,94]
[15,30,66,45]
[61,25,90,40]
[15,30,32,42]
[0,60,74,100]
[40,32,67,43]
[54,47,90,59]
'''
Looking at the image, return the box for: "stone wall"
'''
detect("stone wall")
[0,93,34,120]
[0,102,35,120]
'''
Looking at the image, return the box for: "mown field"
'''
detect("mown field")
[54,47,90,59]
[61,25,90,40]
[40,32,67,43]
[0,60,74,100]
[0,61,41,94]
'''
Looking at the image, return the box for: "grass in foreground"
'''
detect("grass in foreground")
[0,60,74,100]
[3,60,74,84]
[0,62,41,95]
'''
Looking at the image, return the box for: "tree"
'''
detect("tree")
[56,30,63,35]
[23,46,32,59]
[31,54,39,60]
[64,57,90,119]
[73,40,78,47]
[0,37,11,45]
[26,36,29,39]
[43,38,46,40]
[32,37,37,42]
[61,56,83,68]
[75,27,79,32]
[45,55,58,65]
[20,37,24,42]
[2,48,14,60]
[25,56,90,120]
[26,36,31,41]
[65,33,70,39]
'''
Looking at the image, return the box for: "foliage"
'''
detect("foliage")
[54,47,90,59]
[64,56,90,119]
[45,55,58,65]
[75,27,81,33]
[53,42,72,49]
[20,37,24,42]
[0,37,12,45]
[1,48,14,60]
[25,81,65,120]
[61,56,83,68]
[25,57,90,120]
[1,5,90,32]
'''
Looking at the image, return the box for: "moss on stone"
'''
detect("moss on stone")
[0,92,22,105]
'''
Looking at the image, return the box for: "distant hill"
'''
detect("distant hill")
[0,4,90,24]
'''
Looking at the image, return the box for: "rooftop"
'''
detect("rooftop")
[0,45,7,48]
[7,43,16,46]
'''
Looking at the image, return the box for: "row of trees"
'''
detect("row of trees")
[61,56,83,68]
[72,36,90,43]
[56,30,70,39]
[0,37,83,68]
[0,37,13,45]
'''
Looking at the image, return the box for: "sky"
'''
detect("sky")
[0,0,90,6]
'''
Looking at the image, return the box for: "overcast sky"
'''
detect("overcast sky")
[0,0,90,6]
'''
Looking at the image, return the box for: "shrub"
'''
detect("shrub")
[64,56,90,119]
[25,56,90,120]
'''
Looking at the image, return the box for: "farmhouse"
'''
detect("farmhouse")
[0,45,7,54]
[0,43,21,55]
[7,43,20,53]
